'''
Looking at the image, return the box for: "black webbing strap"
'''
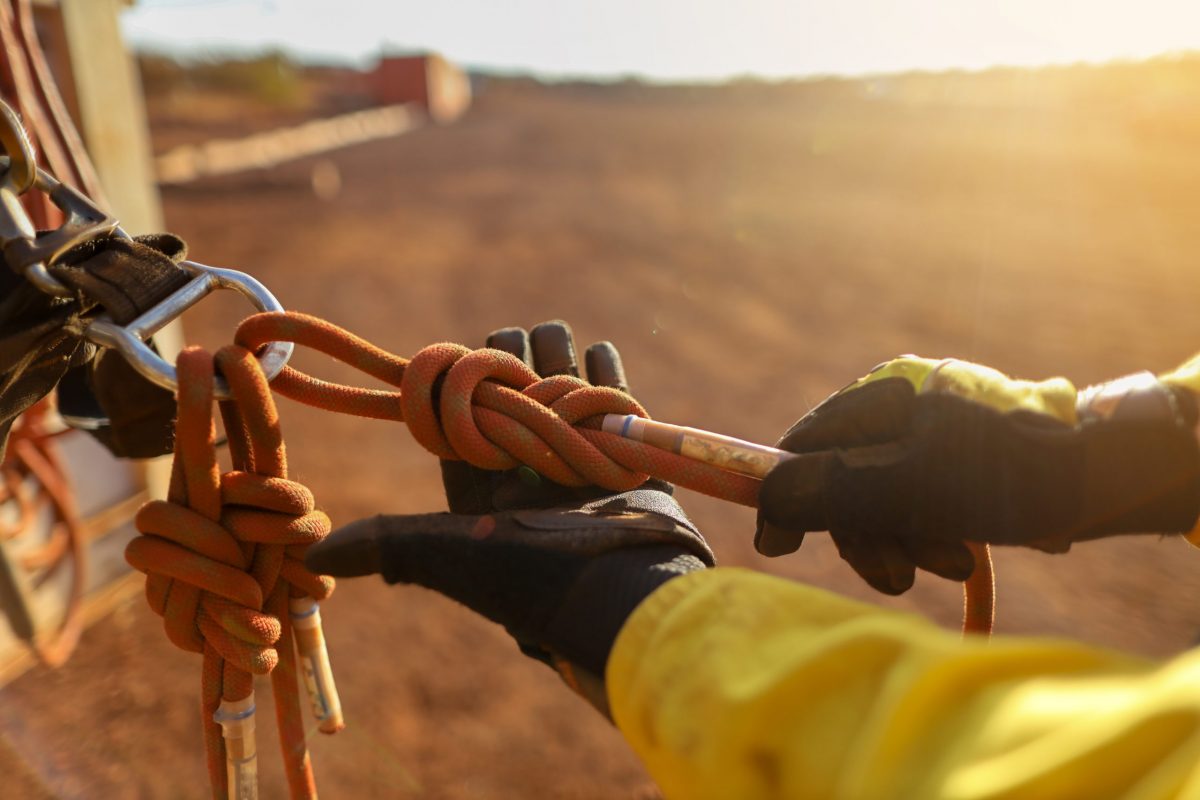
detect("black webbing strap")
[48,233,189,323]
[0,232,190,459]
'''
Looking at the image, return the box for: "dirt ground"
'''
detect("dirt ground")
[5,67,1200,797]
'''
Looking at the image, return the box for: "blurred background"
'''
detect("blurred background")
[4,0,1200,796]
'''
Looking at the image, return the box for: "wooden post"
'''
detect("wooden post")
[56,0,181,501]
[57,0,161,233]
[0,0,178,687]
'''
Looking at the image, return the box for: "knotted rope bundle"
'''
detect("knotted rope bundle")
[126,345,340,800]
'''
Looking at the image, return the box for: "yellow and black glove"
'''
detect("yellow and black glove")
[757,356,1200,594]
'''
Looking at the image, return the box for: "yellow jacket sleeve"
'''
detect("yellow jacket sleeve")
[608,568,1200,800]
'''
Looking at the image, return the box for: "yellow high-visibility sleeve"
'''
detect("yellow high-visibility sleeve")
[608,568,1200,800]
[852,355,1078,423]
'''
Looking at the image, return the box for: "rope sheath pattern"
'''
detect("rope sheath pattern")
[127,345,336,800]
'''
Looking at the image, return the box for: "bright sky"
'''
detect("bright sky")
[121,0,1200,81]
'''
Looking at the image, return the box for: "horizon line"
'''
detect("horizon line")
[129,40,1200,87]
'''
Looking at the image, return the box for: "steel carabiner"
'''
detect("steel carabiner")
[78,260,295,400]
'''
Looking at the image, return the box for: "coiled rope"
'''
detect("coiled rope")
[127,345,336,800]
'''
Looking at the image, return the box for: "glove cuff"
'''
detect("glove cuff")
[544,546,705,677]
[1076,371,1200,541]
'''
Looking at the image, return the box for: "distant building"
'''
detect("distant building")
[370,53,471,123]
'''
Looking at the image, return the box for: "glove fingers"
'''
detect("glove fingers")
[310,515,588,649]
[530,320,581,378]
[835,533,916,595]
[753,521,806,557]
[309,501,714,581]
[899,537,976,582]
[584,342,629,393]
[486,327,533,368]
[758,451,833,532]
[444,319,525,512]
[448,327,532,514]
[487,320,585,511]
[306,513,488,578]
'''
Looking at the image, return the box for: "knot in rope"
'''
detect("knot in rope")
[125,343,336,799]
[234,312,764,508]
[130,470,332,674]
[400,342,652,489]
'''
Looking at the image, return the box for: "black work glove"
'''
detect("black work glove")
[756,356,1200,595]
[307,322,714,707]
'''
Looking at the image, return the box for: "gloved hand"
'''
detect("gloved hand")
[306,322,714,713]
[756,356,1200,595]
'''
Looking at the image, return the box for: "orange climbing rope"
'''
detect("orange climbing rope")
[233,310,995,635]
[234,312,764,507]
[127,345,338,800]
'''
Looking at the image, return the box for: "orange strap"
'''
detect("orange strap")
[0,0,107,227]
[128,345,335,800]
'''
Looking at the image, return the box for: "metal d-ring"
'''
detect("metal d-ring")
[81,260,295,400]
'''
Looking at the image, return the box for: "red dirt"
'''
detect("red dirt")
[4,71,1200,797]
